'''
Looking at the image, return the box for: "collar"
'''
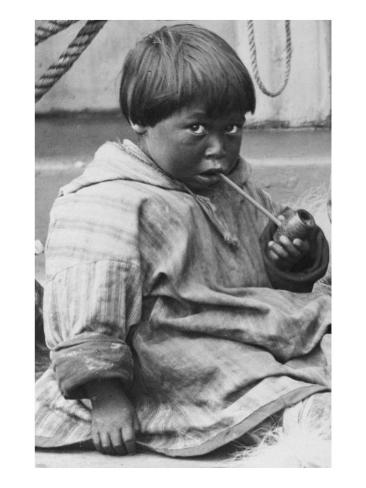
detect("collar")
[120,139,239,248]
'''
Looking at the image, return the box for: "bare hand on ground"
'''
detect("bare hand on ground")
[86,379,139,455]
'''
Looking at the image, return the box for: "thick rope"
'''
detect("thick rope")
[35,20,79,46]
[247,20,292,97]
[35,20,107,103]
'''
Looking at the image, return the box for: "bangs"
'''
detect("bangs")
[120,24,256,126]
[177,48,255,118]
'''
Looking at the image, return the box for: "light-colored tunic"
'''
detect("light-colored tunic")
[35,140,331,457]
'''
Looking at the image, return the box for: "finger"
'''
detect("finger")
[268,241,289,260]
[99,431,114,455]
[278,214,286,222]
[110,429,126,456]
[267,250,291,270]
[122,424,136,454]
[268,249,280,262]
[293,238,310,253]
[92,431,102,453]
[278,235,302,259]
[124,439,136,455]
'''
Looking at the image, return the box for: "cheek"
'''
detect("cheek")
[168,136,205,159]
[228,135,242,149]
[226,136,242,157]
[168,145,204,177]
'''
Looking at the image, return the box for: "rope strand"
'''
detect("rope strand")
[35,20,79,46]
[35,20,107,103]
[247,20,292,97]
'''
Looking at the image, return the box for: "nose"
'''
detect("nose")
[204,133,226,159]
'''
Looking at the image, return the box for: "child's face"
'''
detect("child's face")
[135,105,245,192]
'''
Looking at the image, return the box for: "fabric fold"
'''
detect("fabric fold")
[51,335,134,399]
[36,139,331,455]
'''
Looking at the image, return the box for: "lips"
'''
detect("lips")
[199,166,226,177]
[193,173,221,187]
[186,164,231,190]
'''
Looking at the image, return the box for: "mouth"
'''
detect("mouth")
[185,158,240,191]
[192,172,222,187]
[199,169,224,176]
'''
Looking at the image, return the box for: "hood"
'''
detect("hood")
[59,139,252,197]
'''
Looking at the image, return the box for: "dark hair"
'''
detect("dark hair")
[119,23,256,127]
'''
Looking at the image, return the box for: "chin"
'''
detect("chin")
[186,181,219,193]
[184,175,221,193]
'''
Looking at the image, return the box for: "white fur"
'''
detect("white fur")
[225,393,331,468]
[229,424,330,468]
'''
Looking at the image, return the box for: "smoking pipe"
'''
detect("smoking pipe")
[219,174,316,242]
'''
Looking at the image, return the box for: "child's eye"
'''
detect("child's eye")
[189,123,207,135]
[225,124,242,135]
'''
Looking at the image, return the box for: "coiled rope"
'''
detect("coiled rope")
[35,20,107,103]
[35,20,79,46]
[247,20,292,97]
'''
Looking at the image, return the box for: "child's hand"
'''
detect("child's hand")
[86,379,139,456]
[267,234,310,271]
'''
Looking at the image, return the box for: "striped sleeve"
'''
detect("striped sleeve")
[44,259,142,399]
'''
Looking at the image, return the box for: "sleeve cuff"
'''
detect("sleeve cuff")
[51,334,134,399]
[260,220,330,293]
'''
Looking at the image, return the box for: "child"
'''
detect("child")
[35,24,331,458]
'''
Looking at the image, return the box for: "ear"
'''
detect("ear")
[130,122,147,135]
